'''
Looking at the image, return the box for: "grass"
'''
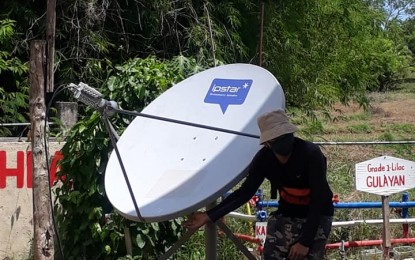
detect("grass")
[302,86,415,259]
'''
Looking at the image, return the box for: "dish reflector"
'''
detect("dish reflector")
[105,64,285,222]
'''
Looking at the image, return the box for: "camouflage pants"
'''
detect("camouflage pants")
[262,213,332,260]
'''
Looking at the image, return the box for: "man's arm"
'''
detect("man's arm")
[183,171,264,229]
[183,150,268,228]
[206,165,265,222]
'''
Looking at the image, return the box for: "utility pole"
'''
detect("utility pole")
[29,40,55,260]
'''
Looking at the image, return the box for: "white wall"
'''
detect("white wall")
[0,141,63,259]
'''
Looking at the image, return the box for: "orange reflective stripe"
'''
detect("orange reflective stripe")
[279,187,311,205]
[283,187,310,196]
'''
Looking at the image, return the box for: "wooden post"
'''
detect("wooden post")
[29,40,55,260]
[46,0,56,92]
[382,195,391,260]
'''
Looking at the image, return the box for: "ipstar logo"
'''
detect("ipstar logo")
[211,85,241,93]
[204,79,253,114]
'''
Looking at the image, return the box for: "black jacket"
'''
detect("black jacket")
[207,137,334,246]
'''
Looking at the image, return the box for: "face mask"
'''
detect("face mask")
[268,133,294,156]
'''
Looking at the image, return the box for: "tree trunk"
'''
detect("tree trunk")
[29,40,55,260]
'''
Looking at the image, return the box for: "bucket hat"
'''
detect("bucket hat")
[257,109,298,144]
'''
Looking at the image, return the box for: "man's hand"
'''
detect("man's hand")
[182,212,210,229]
[288,242,309,260]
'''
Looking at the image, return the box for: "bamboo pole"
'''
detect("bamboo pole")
[45,0,56,92]
[259,1,264,66]
[29,40,55,260]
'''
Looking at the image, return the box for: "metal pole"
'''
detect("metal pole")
[158,229,199,260]
[205,201,217,260]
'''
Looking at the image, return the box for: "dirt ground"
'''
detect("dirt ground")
[332,92,415,126]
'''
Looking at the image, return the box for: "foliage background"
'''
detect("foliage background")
[1,0,415,259]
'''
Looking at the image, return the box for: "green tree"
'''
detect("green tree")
[402,18,415,57]
[0,0,257,102]
[367,0,415,22]
[2,0,415,117]
[366,0,415,90]
[52,0,256,84]
[263,0,412,116]
[0,19,28,136]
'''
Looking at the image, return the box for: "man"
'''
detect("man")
[183,109,334,260]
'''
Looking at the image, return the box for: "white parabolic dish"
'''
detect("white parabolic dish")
[105,63,285,222]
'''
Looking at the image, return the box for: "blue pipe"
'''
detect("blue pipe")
[258,201,415,209]
[402,192,409,218]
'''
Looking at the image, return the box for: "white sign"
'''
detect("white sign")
[355,156,415,196]
[255,221,267,245]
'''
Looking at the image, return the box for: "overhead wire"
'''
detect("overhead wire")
[43,83,72,260]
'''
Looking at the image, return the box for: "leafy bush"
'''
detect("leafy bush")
[56,56,207,259]
[0,19,28,136]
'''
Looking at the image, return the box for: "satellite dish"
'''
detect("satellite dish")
[105,63,285,222]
